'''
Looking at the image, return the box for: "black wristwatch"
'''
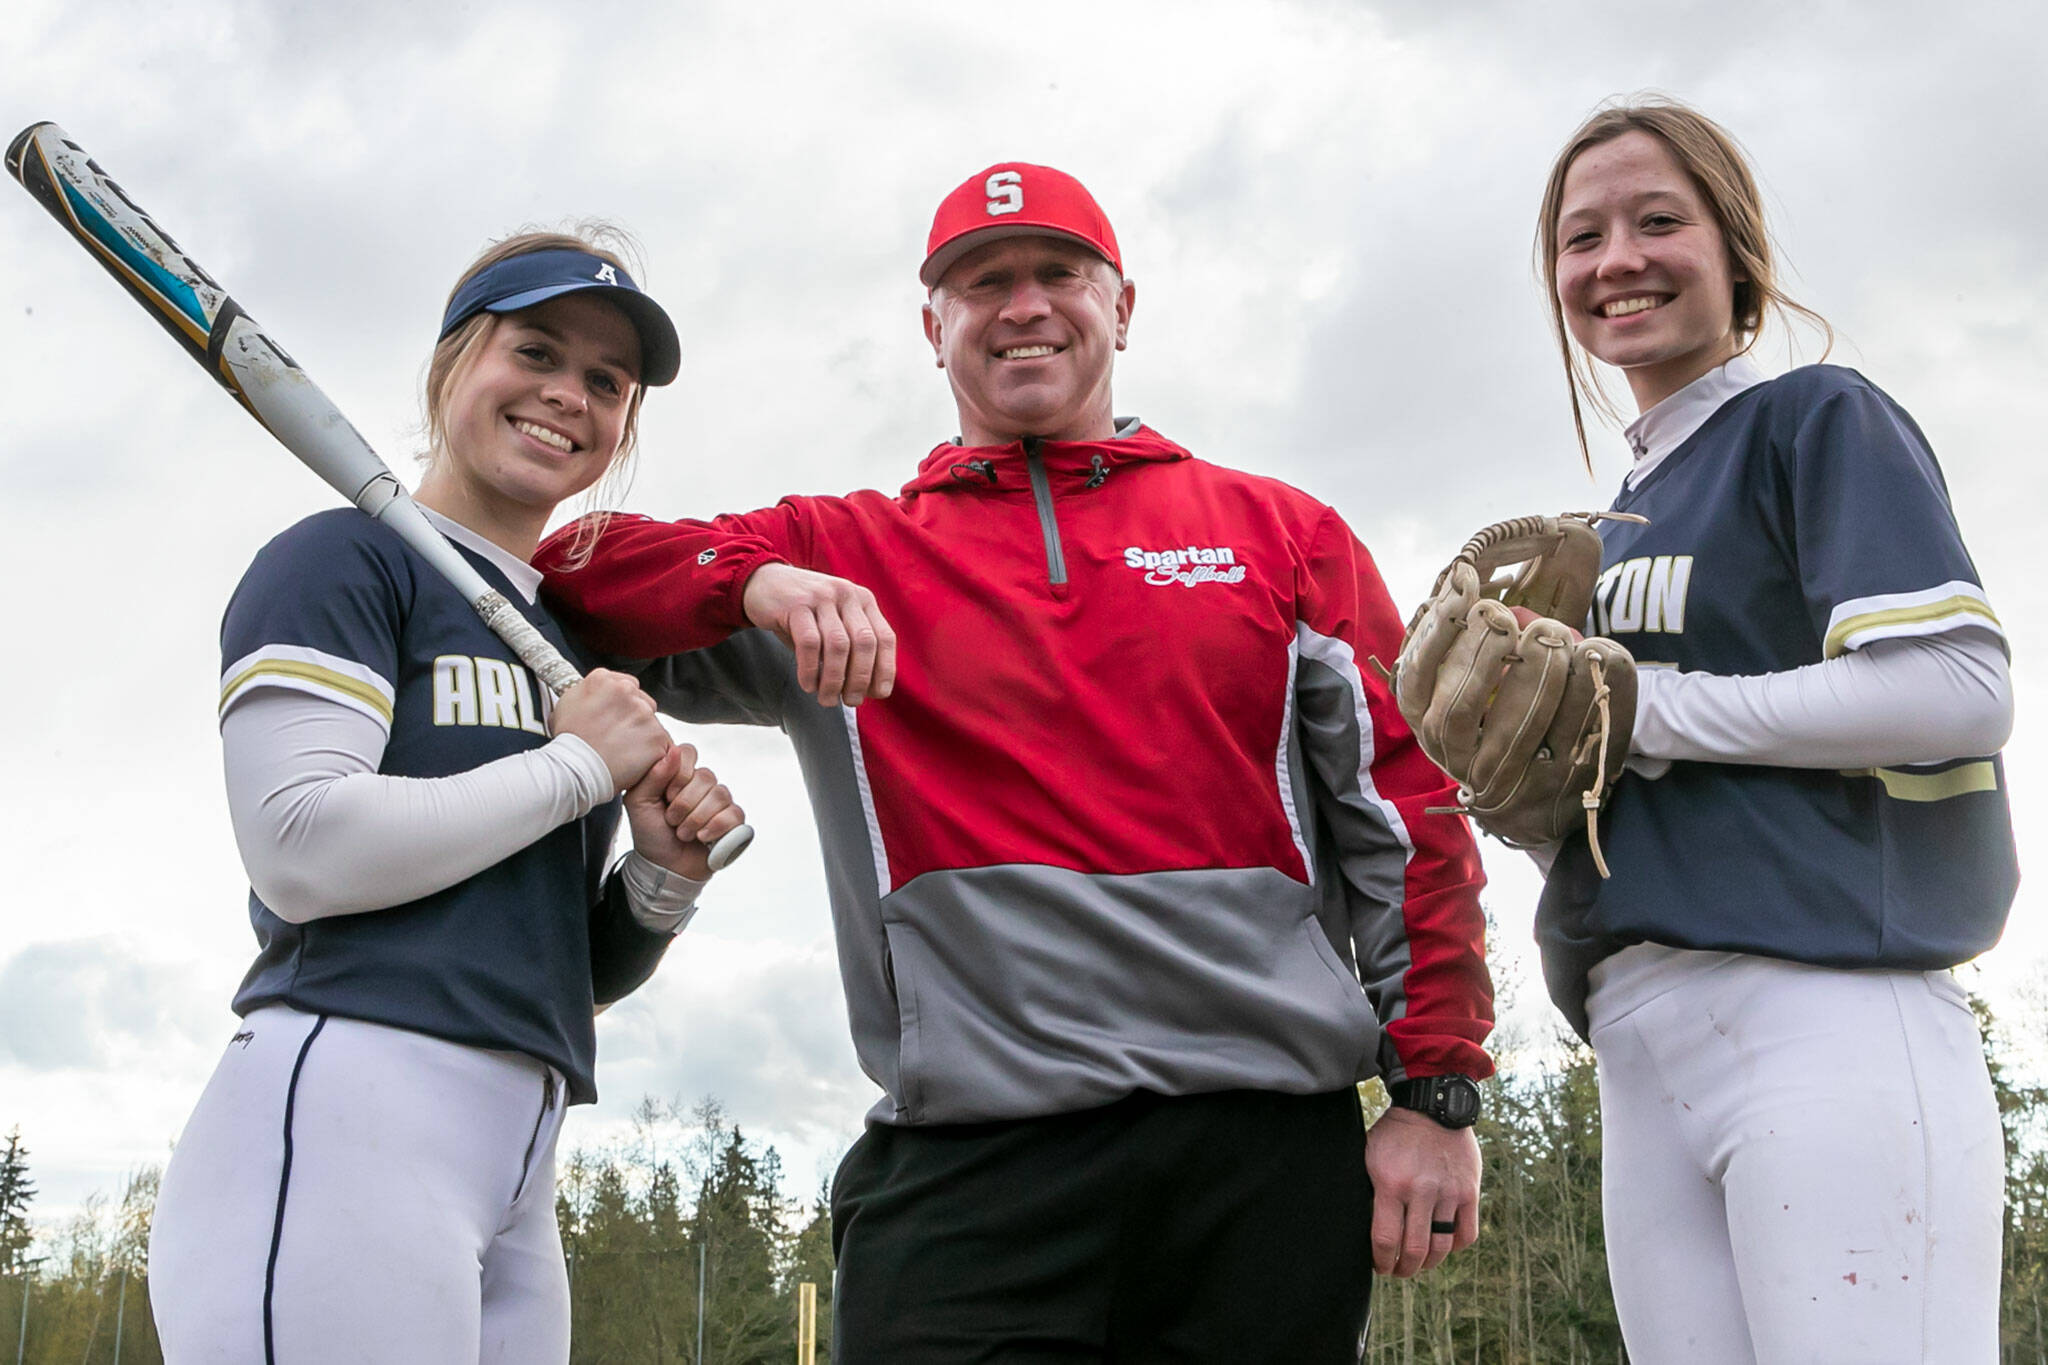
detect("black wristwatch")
[1385,1074,1482,1129]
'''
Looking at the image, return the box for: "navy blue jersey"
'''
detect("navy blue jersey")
[218,509,669,1102]
[1537,367,2017,1035]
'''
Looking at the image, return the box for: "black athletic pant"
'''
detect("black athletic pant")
[831,1087,1373,1364]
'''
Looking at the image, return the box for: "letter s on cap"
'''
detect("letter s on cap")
[985,171,1024,217]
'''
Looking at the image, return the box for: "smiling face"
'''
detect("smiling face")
[922,235,1134,448]
[419,291,641,556]
[1553,129,1744,411]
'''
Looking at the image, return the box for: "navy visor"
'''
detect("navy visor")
[439,249,680,386]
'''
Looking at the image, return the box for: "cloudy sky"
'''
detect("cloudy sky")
[3,0,2042,1228]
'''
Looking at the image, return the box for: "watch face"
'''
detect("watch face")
[1442,1079,1481,1125]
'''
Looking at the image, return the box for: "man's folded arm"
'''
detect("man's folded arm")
[536,511,790,656]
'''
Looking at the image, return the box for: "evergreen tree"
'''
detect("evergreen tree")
[565,1153,652,1363]
[696,1124,792,1363]
[0,1127,35,1276]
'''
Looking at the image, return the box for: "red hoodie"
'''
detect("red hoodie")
[541,424,1491,1124]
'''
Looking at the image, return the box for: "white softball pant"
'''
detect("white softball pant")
[148,1005,571,1364]
[1587,944,2003,1364]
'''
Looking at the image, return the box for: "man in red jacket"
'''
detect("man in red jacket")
[540,163,1493,1363]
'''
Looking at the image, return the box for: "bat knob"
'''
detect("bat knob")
[706,823,755,873]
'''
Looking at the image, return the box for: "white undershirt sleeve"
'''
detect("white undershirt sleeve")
[222,688,617,922]
[1629,629,2011,775]
[618,853,709,935]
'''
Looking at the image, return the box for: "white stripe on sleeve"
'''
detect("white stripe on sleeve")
[1822,581,2003,659]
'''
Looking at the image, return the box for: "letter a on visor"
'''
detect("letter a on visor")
[439,248,682,386]
[919,163,1122,288]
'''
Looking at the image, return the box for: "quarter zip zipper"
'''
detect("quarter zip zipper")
[1023,439,1068,588]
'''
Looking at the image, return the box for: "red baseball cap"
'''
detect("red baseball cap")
[920,163,1122,288]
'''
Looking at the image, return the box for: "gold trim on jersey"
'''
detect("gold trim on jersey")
[1840,761,1999,803]
[1822,596,2002,659]
[218,660,396,724]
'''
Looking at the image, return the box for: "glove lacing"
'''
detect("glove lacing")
[1572,651,1614,879]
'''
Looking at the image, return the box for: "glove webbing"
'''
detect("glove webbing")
[1451,509,1648,588]
[1458,512,1572,564]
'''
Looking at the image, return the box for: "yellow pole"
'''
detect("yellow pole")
[796,1281,817,1365]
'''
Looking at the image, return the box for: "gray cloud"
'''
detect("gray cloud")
[576,935,872,1180]
[0,941,221,1071]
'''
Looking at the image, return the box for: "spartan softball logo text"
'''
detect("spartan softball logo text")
[1124,545,1248,587]
[1591,554,1694,635]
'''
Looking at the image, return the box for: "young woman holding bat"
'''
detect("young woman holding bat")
[1523,97,2017,1362]
[147,230,742,1364]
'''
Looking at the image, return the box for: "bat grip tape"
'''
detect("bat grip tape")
[474,593,584,694]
